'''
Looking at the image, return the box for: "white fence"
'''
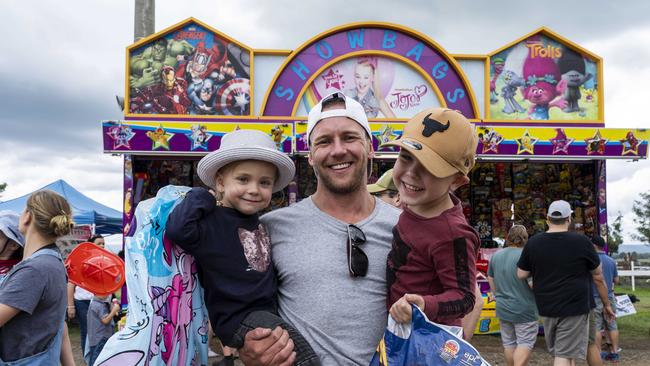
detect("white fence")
[618,262,650,291]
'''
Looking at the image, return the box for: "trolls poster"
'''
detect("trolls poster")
[488,33,599,122]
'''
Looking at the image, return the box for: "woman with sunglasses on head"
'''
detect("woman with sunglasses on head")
[0,190,76,365]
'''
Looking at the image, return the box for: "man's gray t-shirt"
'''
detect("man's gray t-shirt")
[0,247,67,361]
[487,247,538,323]
[261,197,400,365]
[87,298,114,347]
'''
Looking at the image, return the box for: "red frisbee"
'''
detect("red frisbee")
[65,242,125,296]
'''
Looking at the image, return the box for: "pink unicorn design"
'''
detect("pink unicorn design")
[146,235,197,365]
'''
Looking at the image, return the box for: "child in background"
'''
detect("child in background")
[86,294,120,366]
[0,211,25,282]
[166,129,320,366]
[383,108,481,330]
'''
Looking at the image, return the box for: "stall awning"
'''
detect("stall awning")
[0,180,122,235]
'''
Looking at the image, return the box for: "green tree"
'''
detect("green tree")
[607,211,623,253]
[0,182,6,198]
[632,191,650,243]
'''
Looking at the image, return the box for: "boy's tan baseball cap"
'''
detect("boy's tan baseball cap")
[382,108,477,177]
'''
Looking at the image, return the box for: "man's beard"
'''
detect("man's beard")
[314,159,366,195]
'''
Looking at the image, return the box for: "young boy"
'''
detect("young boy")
[86,294,120,366]
[383,108,480,329]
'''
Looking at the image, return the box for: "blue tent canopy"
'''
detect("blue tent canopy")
[0,180,122,235]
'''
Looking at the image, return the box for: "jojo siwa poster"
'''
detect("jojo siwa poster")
[296,55,441,118]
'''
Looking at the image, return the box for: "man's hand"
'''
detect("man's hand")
[67,306,75,320]
[603,304,616,323]
[238,326,296,366]
[389,294,425,323]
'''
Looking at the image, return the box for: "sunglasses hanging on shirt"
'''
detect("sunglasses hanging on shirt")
[346,224,368,277]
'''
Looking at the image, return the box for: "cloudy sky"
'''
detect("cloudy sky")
[1,0,649,243]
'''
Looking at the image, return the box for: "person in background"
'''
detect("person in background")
[86,294,120,366]
[367,169,400,207]
[488,225,538,366]
[0,190,74,364]
[517,200,615,366]
[591,235,620,362]
[67,233,105,358]
[0,211,25,282]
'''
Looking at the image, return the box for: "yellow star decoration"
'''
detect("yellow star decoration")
[516,129,539,155]
[146,125,174,150]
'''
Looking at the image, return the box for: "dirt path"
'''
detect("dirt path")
[472,334,650,365]
[69,325,648,365]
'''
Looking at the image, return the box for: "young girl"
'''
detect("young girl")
[0,211,25,282]
[0,190,74,364]
[167,129,320,366]
[346,56,396,119]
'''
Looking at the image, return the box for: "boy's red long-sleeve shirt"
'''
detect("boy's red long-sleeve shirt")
[386,195,480,326]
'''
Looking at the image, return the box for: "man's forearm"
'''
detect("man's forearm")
[593,272,611,306]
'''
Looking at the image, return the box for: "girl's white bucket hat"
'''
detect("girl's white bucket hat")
[197,129,296,192]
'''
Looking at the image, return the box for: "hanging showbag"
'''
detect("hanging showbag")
[369,305,491,366]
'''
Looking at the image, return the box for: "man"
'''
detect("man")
[590,235,620,362]
[239,92,401,365]
[517,200,615,366]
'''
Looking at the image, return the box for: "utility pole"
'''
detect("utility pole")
[134,0,155,41]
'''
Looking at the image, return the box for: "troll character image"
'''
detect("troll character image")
[522,44,566,120]
[500,70,526,114]
[557,49,593,113]
[490,58,505,104]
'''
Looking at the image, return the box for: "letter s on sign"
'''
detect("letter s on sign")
[446,88,465,103]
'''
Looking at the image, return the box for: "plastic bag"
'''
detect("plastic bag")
[369,305,491,366]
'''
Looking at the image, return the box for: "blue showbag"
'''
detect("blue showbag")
[369,305,491,366]
[95,186,209,366]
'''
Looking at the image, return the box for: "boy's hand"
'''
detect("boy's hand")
[389,294,425,323]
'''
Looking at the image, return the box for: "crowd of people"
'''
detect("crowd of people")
[0,91,624,366]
